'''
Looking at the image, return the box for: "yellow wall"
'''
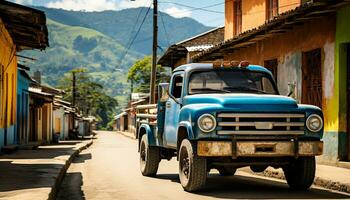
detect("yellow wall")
[225,0,235,40]
[0,18,17,128]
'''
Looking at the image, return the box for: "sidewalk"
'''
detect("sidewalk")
[0,139,93,200]
[243,163,350,194]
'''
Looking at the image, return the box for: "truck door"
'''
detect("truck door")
[164,72,184,148]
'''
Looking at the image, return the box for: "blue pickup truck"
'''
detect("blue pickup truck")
[136,61,323,192]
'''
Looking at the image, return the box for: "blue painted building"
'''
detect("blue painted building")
[16,66,32,145]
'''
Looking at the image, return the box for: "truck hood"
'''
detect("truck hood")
[182,93,298,108]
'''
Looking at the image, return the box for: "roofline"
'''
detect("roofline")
[176,26,224,45]
[192,0,348,62]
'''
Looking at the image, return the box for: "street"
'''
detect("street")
[56,131,350,200]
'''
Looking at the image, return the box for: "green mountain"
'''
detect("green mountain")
[35,7,213,54]
[23,19,140,102]
[22,7,212,108]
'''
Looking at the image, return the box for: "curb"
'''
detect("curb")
[251,168,350,194]
[118,131,137,140]
[48,140,94,200]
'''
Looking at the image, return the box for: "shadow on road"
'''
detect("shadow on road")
[153,173,350,199]
[56,172,85,200]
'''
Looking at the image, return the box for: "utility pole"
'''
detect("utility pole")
[150,0,158,104]
[72,71,76,107]
[72,71,77,138]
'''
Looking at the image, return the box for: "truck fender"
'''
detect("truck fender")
[178,121,195,139]
[137,124,156,152]
[177,121,195,149]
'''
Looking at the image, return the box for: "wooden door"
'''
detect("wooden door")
[302,49,322,108]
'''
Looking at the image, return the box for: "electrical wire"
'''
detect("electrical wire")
[116,3,152,70]
[159,10,171,46]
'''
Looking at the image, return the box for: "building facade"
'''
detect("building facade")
[191,0,350,164]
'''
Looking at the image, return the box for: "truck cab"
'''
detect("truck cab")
[137,61,323,192]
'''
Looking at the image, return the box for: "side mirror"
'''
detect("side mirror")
[158,83,169,103]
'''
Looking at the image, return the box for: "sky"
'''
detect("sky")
[10,0,225,27]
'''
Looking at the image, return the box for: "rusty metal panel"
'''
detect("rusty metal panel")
[236,141,294,157]
[299,141,323,156]
[197,141,232,157]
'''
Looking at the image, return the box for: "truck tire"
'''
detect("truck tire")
[283,156,315,190]
[179,139,207,192]
[140,134,160,177]
[217,166,236,176]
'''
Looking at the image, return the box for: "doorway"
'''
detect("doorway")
[264,58,278,82]
[302,48,322,108]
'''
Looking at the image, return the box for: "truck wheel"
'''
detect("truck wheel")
[179,139,207,192]
[283,156,315,190]
[140,134,160,177]
[217,166,236,176]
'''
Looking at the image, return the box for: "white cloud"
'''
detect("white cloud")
[46,0,119,12]
[164,6,191,18]
[118,0,150,9]
[13,0,33,5]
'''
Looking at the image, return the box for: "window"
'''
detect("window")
[171,75,183,98]
[234,0,242,35]
[188,70,278,95]
[264,59,278,83]
[266,0,278,21]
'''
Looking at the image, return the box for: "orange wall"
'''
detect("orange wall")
[242,0,266,32]
[225,0,235,40]
[225,0,302,40]
[279,0,301,14]
[0,18,17,128]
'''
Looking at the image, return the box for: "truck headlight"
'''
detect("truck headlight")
[306,114,323,132]
[198,114,216,133]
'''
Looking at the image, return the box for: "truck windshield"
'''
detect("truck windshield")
[188,70,278,95]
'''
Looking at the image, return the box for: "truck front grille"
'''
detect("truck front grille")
[217,113,305,135]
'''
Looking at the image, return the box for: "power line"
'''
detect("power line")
[159,1,225,14]
[159,10,171,46]
[116,4,152,70]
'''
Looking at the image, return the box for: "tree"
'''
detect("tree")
[127,56,170,93]
[57,68,118,129]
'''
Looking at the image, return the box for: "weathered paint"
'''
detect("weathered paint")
[16,69,30,144]
[335,5,350,160]
[0,18,18,149]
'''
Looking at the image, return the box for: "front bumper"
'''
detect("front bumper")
[197,140,323,157]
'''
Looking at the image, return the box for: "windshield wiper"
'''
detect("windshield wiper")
[191,88,231,94]
[223,86,267,94]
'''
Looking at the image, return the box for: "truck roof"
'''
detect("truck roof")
[173,63,273,75]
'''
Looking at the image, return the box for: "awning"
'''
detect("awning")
[0,1,49,51]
